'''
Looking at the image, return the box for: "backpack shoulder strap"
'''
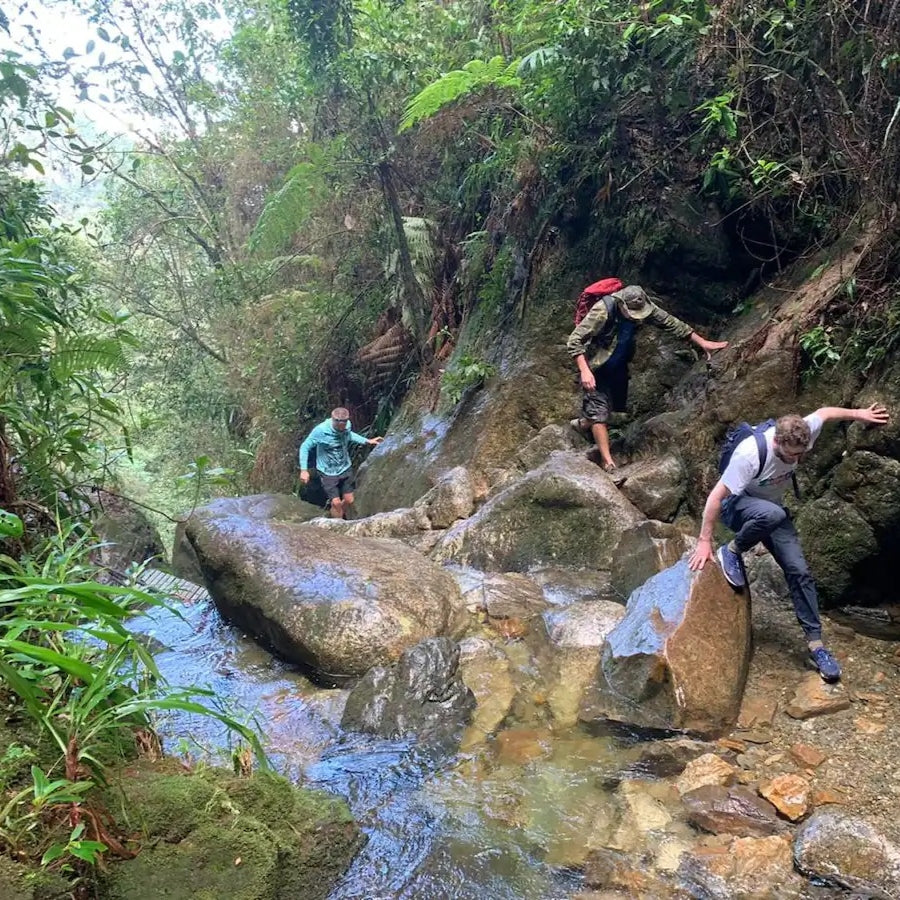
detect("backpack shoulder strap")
[753,430,768,479]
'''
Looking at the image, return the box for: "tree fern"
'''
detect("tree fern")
[400,57,522,132]
[248,159,327,255]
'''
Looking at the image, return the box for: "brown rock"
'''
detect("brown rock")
[737,695,778,729]
[495,728,552,765]
[811,787,846,807]
[789,742,827,768]
[682,784,785,837]
[580,559,751,735]
[854,716,887,735]
[675,753,738,795]
[716,738,747,753]
[758,773,811,821]
[488,616,529,640]
[784,674,851,719]
[873,671,886,683]
[584,848,687,896]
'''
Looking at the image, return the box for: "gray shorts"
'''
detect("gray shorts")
[320,468,356,500]
[582,366,628,423]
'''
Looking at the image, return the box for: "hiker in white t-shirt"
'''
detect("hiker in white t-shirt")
[689,404,889,682]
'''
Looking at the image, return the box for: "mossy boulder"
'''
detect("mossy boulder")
[795,496,878,607]
[430,451,643,572]
[102,763,362,900]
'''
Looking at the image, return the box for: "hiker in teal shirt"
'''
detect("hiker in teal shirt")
[299,407,383,518]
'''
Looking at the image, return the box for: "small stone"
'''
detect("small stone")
[855,690,887,703]
[758,773,810,821]
[873,671,886,683]
[732,729,774,744]
[789,743,827,768]
[488,616,529,640]
[717,738,748,753]
[811,787,845,806]
[762,752,784,766]
[495,728,551,765]
[676,753,739,795]
[785,674,851,719]
[854,716,886,735]
[737,695,778,729]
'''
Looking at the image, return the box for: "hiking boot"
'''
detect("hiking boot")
[716,544,746,589]
[809,646,842,683]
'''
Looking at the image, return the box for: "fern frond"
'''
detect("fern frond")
[248,160,326,255]
[402,216,437,293]
[49,335,128,382]
[399,56,522,132]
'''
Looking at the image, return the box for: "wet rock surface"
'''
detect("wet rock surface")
[341,637,476,751]
[581,559,751,734]
[186,514,456,680]
[793,810,900,898]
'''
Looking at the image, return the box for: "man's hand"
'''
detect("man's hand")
[688,537,714,571]
[580,370,596,391]
[300,470,310,484]
[368,436,383,446]
[857,403,890,426]
[694,336,729,359]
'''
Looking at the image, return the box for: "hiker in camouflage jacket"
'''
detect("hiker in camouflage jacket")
[566,285,727,471]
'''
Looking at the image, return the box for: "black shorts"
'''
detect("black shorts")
[320,468,357,501]
[582,365,629,423]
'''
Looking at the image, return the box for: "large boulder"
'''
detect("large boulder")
[617,454,686,521]
[431,451,644,572]
[795,495,878,607]
[341,638,475,751]
[414,465,476,528]
[580,558,751,735]
[186,513,457,682]
[793,810,900,899]
[609,520,692,601]
[172,494,323,584]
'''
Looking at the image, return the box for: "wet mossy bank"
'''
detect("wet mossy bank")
[0,757,363,900]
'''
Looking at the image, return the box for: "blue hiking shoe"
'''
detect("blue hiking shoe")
[716,544,746,588]
[809,646,842,683]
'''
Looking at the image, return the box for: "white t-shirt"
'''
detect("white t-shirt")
[721,414,823,503]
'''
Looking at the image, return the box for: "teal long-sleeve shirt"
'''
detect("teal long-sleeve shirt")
[298,419,369,476]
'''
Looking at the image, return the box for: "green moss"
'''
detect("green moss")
[100,762,362,900]
[104,761,218,842]
[0,858,71,900]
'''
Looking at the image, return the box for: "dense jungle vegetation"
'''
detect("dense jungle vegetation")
[1,0,899,890]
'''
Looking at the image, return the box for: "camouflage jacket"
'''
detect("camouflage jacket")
[566,292,693,370]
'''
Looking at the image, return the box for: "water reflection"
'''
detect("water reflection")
[129,597,628,898]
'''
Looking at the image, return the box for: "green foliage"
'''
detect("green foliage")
[248,154,329,255]
[400,56,522,132]
[799,324,841,375]
[441,354,497,405]
[0,517,268,869]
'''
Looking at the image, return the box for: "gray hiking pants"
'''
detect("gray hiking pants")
[722,494,822,642]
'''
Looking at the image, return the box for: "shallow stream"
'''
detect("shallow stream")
[129,596,653,900]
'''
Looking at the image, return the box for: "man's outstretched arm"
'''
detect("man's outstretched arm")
[812,404,889,426]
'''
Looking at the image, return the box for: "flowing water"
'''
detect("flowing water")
[128,596,652,900]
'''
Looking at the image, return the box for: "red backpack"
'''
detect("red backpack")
[573,277,625,326]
